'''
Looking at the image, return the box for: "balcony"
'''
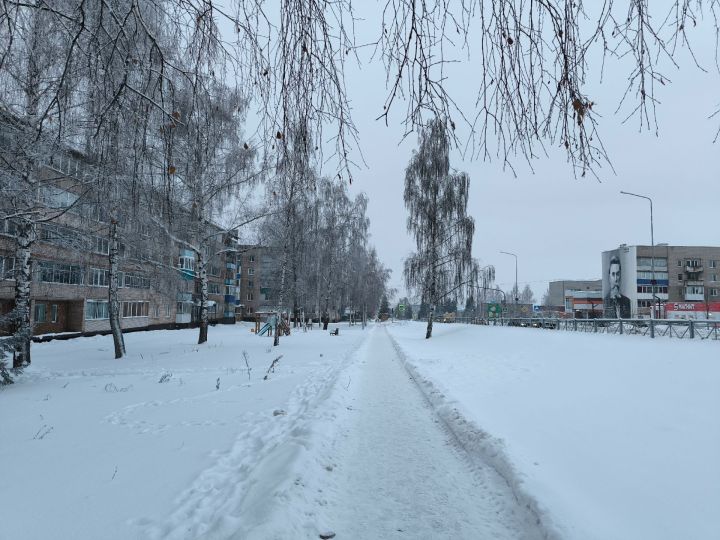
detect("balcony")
[684,293,704,301]
[685,265,703,274]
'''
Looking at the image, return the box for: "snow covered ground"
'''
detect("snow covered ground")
[1,321,718,539]
[387,322,720,540]
[0,323,369,539]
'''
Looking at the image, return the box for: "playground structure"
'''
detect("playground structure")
[253,312,291,338]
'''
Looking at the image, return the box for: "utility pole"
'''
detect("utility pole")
[500,251,518,317]
[620,191,655,318]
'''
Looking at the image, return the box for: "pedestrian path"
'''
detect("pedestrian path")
[315,326,545,539]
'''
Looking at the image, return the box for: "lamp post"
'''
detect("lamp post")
[620,191,656,318]
[500,251,518,316]
[478,286,506,324]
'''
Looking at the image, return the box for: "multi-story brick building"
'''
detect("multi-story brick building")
[602,244,720,319]
[0,148,241,336]
[236,245,282,318]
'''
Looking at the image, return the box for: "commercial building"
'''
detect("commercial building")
[601,244,720,319]
[547,280,602,315]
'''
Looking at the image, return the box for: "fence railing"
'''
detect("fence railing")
[442,316,720,340]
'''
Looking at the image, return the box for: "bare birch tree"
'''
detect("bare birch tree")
[404,118,479,339]
[155,78,255,345]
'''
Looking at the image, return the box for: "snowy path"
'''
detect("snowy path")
[261,326,547,539]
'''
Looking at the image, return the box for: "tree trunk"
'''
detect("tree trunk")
[315,257,321,328]
[274,252,288,347]
[426,303,435,339]
[197,249,209,344]
[108,220,125,358]
[13,220,34,368]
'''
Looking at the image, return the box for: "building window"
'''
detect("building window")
[637,257,667,268]
[713,274,718,282]
[677,259,682,267]
[90,268,109,287]
[685,285,704,295]
[85,300,109,320]
[686,259,701,268]
[637,285,668,294]
[178,256,195,272]
[122,301,149,318]
[37,261,83,285]
[33,303,46,323]
[0,256,15,279]
[248,268,254,276]
[246,292,253,301]
[38,185,78,209]
[94,236,110,255]
[637,271,668,280]
[711,288,719,297]
[224,285,237,296]
[40,223,85,248]
[51,304,58,323]
[677,273,683,281]
[208,283,221,295]
[249,255,255,263]
[711,260,717,268]
[123,272,150,289]
[165,304,171,318]
[247,280,254,288]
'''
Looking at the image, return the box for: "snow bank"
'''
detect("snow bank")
[387,322,720,540]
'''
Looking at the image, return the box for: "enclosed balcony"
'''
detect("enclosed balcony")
[684,285,704,301]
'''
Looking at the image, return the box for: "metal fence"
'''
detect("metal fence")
[445,316,720,340]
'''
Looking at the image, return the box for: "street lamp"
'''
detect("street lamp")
[620,191,656,318]
[500,251,518,315]
[477,286,506,324]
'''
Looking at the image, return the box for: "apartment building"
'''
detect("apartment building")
[0,147,240,336]
[236,245,283,318]
[602,244,720,319]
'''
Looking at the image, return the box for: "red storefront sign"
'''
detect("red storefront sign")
[666,302,720,312]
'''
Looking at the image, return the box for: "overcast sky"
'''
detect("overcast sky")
[339,5,720,303]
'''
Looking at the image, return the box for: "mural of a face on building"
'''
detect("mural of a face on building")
[603,252,632,318]
[608,257,622,298]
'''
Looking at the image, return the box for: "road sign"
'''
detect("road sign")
[487,303,501,318]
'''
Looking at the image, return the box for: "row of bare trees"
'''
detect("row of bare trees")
[1,0,716,377]
[261,125,391,345]
[0,2,262,377]
[0,1,395,380]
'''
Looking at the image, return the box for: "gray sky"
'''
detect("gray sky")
[342,7,720,303]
